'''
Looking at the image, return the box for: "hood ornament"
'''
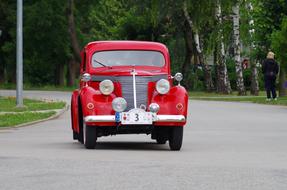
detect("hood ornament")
[130,68,137,75]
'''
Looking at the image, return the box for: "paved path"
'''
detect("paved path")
[0,90,287,190]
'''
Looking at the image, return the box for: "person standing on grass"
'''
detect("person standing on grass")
[262,51,279,101]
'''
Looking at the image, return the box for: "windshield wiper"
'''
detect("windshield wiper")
[93,59,109,67]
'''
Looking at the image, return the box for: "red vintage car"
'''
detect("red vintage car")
[71,41,188,150]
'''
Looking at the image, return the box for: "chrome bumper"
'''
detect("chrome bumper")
[85,115,115,123]
[156,115,186,122]
[84,115,186,123]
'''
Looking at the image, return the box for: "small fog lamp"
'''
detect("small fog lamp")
[149,103,160,113]
[112,97,127,112]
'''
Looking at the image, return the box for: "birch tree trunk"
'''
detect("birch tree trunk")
[183,0,214,91]
[250,62,259,95]
[194,32,214,91]
[181,1,194,90]
[232,2,246,95]
[245,1,259,95]
[182,26,194,90]
[216,0,231,94]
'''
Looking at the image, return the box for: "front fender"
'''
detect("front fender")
[79,86,116,117]
[150,85,188,126]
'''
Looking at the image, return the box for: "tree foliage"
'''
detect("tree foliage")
[0,0,285,92]
[271,17,287,71]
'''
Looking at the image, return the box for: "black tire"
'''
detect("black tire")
[71,101,77,140]
[73,131,78,140]
[78,117,84,144]
[84,125,97,149]
[169,126,183,151]
[156,137,167,144]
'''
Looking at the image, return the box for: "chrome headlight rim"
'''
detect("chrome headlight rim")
[156,79,170,95]
[99,79,114,95]
[112,97,127,112]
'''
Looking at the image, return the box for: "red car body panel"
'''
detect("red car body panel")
[151,85,188,126]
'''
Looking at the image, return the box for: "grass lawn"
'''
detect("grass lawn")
[0,96,66,112]
[0,96,66,127]
[189,91,287,106]
[0,111,56,127]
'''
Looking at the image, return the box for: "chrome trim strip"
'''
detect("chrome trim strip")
[156,115,186,122]
[131,69,138,108]
[84,114,185,123]
[84,115,115,123]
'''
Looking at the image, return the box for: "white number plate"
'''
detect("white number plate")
[121,109,154,125]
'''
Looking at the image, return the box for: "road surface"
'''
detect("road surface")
[0,90,287,190]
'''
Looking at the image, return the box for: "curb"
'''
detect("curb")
[0,104,69,130]
[0,109,64,115]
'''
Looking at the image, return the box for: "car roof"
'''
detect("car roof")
[84,41,169,53]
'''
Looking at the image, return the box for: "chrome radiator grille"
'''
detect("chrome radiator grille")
[91,75,168,111]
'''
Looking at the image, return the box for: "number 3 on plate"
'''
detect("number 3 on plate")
[135,113,139,121]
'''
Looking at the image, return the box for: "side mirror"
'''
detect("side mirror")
[173,73,183,85]
[81,73,91,82]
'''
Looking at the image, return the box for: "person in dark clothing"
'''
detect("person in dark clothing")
[262,52,279,101]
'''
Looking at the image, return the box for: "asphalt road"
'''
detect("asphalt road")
[0,90,287,190]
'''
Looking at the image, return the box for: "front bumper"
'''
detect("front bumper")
[84,115,186,123]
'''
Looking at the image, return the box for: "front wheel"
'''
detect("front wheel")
[169,126,183,151]
[84,124,97,149]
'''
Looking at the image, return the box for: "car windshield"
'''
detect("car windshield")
[91,50,165,68]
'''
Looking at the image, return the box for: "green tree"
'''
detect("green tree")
[24,0,71,86]
[0,1,16,84]
[252,0,287,96]
[271,17,287,96]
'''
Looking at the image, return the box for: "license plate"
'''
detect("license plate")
[120,109,154,125]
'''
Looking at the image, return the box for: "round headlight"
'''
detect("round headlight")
[99,80,114,95]
[149,103,160,113]
[112,97,127,112]
[156,79,170,94]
